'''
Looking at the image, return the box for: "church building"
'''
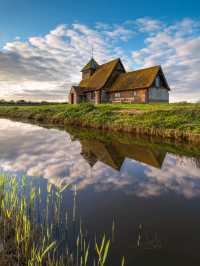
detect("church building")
[68,58,170,104]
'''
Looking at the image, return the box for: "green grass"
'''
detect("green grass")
[0,102,200,139]
[92,102,200,111]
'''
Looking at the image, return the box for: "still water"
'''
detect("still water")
[1,118,200,265]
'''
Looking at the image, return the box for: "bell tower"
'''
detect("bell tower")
[81,58,99,80]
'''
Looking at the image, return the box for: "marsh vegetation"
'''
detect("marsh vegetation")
[0,174,115,266]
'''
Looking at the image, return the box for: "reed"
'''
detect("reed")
[0,174,116,266]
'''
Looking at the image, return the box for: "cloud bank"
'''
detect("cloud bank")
[0,18,200,102]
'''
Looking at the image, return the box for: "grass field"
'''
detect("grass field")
[1,102,200,111]
[0,102,200,141]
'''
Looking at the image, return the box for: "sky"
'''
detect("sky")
[0,0,200,102]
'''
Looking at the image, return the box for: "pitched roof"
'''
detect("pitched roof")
[81,58,99,72]
[109,65,167,92]
[79,58,121,90]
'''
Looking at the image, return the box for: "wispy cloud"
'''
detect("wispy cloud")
[0,18,200,101]
[132,18,200,102]
[104,25,134,41]
[0,23,132,101]
[135,17,163,32]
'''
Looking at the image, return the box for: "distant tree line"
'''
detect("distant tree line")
[0,99,67,106]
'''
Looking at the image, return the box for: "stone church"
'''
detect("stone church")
[68,58,170,104]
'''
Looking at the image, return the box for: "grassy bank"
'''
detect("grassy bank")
[0,102,200,143]
[66,125,200,159]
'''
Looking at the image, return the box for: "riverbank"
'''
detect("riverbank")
[0,102,200,143]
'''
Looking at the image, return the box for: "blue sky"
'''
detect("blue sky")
[1,0,199,47]
[0,0,200,102]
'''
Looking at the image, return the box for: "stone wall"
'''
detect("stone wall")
[84,91,95,103]
[148,87,169,102]
[95,90,101,104]
[108,89,147,103]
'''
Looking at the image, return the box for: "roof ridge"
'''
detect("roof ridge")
[126,65,160,74]
[99,58,120,68]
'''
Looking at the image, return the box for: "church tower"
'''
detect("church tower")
[81,58,99,80]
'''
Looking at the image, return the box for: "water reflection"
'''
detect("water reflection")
[1,119,200,199]
[80,138,166,169]
[1,119,200,265]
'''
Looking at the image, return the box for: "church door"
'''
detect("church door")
[71,93,74,104]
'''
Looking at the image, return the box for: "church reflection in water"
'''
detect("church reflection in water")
[66,125,200,173]
[80,138,166,170]
[1,119,200,199]
[66,125,172,171]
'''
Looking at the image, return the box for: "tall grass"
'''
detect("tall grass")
[0,174,117,266]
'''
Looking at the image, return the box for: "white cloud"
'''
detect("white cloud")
[0,23,131,101]
[132,18,200,102]
[135,17,163,32]
[104,26,134,41]
[0,18,200,102]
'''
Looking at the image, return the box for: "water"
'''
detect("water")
[1,118,200,265]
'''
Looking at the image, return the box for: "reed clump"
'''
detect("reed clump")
[0,174,115,266]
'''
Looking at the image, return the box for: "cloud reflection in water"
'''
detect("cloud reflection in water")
[0,119,200,199]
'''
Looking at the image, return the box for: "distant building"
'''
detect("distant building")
[69,58,170,104]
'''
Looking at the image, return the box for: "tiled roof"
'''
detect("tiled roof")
[79,58,120,90]
[109,65,163,92]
